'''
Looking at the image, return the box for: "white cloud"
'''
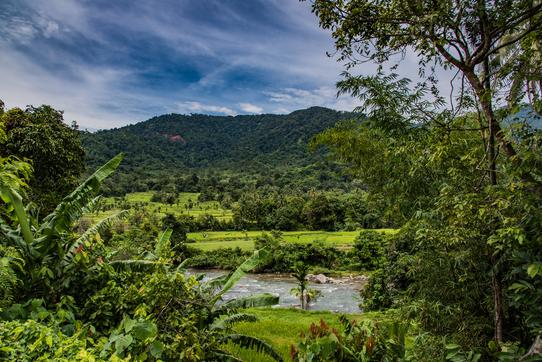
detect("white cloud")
[264,86,359,113]
[176,101,237,116]
[239,102,263,114]
[0,42,153,129]
[273,107,290,114]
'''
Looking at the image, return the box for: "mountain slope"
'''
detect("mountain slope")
[82,107,355,171]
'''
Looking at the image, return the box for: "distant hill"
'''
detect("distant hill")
[82,107,356,172]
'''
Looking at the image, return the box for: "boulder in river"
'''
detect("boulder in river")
[311,274,329,284]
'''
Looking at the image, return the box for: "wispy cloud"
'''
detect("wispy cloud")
[0,0,453,129]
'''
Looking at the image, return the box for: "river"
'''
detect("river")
[189,269,363,313]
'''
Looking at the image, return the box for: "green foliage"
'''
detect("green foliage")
[292,316,408,361]
[101,316,161,360]
[0,245,24,310]
[186,247,250,270]
[253,233,349,272]
[0,319,98,361]
[0,153,125,303]
[352,231,387,271]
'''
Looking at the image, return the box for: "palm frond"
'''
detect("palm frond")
[221,334,283,362]
[62,210,128,267]
[211,248,270,305]
[211,313,258,331]
[38,153,123,238]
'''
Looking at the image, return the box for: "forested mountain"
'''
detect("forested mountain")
[82,107,356,171]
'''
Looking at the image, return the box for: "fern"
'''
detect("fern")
[0,246,24,310]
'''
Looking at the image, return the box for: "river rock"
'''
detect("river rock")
[313,274,329,284]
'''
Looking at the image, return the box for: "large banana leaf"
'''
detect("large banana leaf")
[201,273,231,295]
[38,153,123,238]
[154,228,172,259]
[220,293,279,310]
[0,188,33,245]
[210,248,270,305]
[0,217,37,261]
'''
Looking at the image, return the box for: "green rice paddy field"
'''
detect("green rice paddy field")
[112,191,233,220]
[88,191,233,222]
[187,229,397,251]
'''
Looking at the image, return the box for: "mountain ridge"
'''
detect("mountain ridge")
[81,106,357,172]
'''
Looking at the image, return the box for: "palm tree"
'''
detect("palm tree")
[290,262,321,310]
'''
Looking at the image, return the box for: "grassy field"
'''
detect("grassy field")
[187,229,398,251]
[87,191,233,222]
[226,308,386,361]
[123,191,233,220]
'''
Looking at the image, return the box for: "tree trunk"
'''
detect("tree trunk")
[465,66,505,345]
[492,264,504,344]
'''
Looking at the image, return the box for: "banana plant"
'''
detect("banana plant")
[0,153,127,301]
[193,248,284,361]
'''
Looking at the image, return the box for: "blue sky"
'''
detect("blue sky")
[0,0,449,129]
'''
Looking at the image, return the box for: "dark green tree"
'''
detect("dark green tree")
[0,104,85,215]
[308,0,542,345]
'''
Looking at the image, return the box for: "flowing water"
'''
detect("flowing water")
[189,269,362,313]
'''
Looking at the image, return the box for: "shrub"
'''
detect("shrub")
[292,316,408,361]
[350,231,387,270]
